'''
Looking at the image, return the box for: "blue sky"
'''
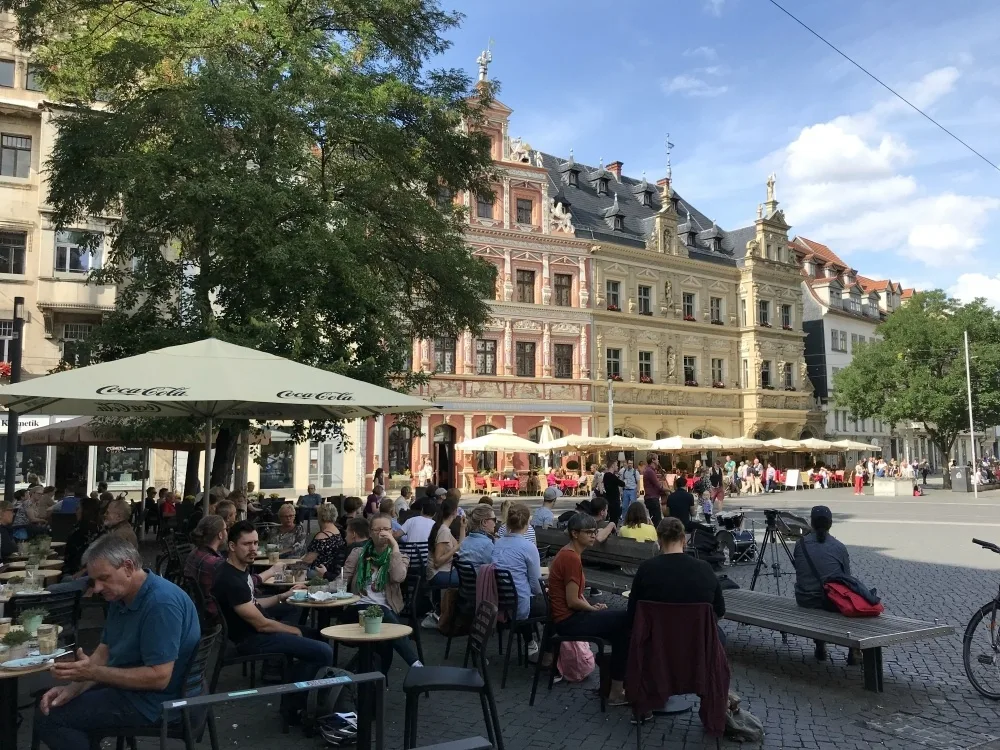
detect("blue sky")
[436,0,1000,306]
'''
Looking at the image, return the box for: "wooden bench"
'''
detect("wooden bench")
[722,589,954,692]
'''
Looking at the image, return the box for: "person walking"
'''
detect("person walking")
[852,460,865,495]
[619,459,640,521]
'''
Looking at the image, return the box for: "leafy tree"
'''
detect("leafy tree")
[833,291,1000,486]
[2,0,498,485]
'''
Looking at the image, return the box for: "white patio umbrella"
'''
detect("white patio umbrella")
[20,416,272,450]
[535,419,556,471]
[455,428,541,453]
[832,439,882,452]
[798,437,837,452]
[650,435,704,451]
[718,437,765,451]
[762,437,805,451]
[0,338,433,507]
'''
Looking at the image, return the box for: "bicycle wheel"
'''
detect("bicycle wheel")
[963,600,1000,700]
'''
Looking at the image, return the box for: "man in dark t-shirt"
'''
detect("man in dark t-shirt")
[626,517,726,643]
[213,521,332,719]
[665,476,696,531]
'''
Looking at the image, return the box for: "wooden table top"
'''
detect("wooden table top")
[289,594,359,609]
[321,622,412,643]
[9,551,61,560]
[5,560,64,570]
[0,569,62,581]
[252,557,302,567]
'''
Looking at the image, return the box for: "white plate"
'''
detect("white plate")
[14,589,50,596]
[308,592,335,602]
[0,655,53,670]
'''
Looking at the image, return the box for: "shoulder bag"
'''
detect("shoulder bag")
[799,535,883,617]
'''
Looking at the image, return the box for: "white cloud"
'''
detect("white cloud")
[684,46,717,60]
[948,273,1000,308]
[771,66,1000,270]
[662,74,728,98]
[703,0,725,16]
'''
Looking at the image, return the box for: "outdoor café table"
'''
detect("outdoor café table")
[0,570,62,583]
[252,557,302,568]
[0,641,69,750]
[322,623,412,750]
[499,479,519,495]
[288,593,360,630]
[8,551,60,561]
[559,479,579,493]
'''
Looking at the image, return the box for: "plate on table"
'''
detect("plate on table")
[14,589,50,596]
[308,591,335,602]
[1,655,54,670]
[331,592,354,600]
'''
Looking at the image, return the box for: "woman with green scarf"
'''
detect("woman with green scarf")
[343,513,423,673]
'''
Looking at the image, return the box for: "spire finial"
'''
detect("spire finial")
[476,39,494,83]
[599,156,604,169]
[666,134,674,182]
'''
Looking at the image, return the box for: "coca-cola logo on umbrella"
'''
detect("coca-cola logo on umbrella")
[276,390,354,402]
[96,385,190,397]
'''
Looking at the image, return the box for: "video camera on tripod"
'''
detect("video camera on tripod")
[750,509,811,593]
[762,509,810,539]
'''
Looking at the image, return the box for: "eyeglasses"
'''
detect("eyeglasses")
[579,529,598,536]
[484,517,497,522]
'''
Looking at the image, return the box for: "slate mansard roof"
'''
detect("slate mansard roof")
[536,152,756,267]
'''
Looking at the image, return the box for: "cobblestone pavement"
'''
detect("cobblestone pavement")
[10,482,1000,749]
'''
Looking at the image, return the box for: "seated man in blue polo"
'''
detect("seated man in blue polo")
[35,534,200,750]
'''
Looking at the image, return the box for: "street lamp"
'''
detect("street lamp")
[607,377,614,438]
[4,297,24,500]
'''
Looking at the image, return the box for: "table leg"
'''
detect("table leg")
[862,647,884,692]
[357,644,374,750]
[1,677,20,750]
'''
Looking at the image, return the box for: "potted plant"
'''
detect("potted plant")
[683,314,697,322]
[307,575,327,590]
[608,373,623,382]
[18,608,47,637]
[712,381,726,389]
[781,324,793,331]
[784,386,797,392]
[2,629,33,660]
[684,379,699,387]
[606,303,621,312]
[639,374,654,384]
[762,385,775,391]
[362,605,384,634]
[7,575,24,593]
[29,535,52,554]
[759,322,772,329]
[710,319,724,325]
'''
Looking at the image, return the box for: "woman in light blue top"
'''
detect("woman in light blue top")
[491,503,544,620]
[458,505,496,567]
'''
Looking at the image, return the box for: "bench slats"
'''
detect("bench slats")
[723,590,954,648]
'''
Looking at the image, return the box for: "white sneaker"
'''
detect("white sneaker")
[527,640,540,662]
[420,612,440,629]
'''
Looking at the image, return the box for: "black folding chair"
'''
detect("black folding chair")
[445,561,478,661]
[402,602,503,750]
[494,569,545,688]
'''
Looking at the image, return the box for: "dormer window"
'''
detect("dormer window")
[613,215,624,231]
[640,190,651,207]
[568,171,578,187]
[597,178,609,195]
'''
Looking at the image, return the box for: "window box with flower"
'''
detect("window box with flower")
[639,311,653,316]
[606,304,621,312]
[608,373,623,382]
[684,379,699,387]
[783,386,797,392]
[710,319,723,326]
[712,381,725,389]
[759,322,772,329]
[639,374,654,384]
[762,385,775,390]
[683,314,697,322]
[0,362,10,382]
[781,324,793,331]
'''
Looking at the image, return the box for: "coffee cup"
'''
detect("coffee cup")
[291,590,308,601]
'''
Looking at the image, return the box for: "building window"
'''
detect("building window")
[62,323,94,367]
[711,358,724,384]
[597,178,609,195]
[516,198,533,225]
[25,64,43,92]
[831,366,841,392]
[741,299,747,326]
[475,339,496,375]
[638,285,651,315]
[387,425,412,476]
[553,273,572,307]
[758,300,770,326]
[55,231,101,274]
[516,341,536,377]
[682,292,695,319]
[260,439,295,489]
[638,351,652,381]
[710,296,722,323]
[850,333,859,351]
[310,440,345,490]
[683,356,697,384]
[830,328,838,350]
[554,343,573,379]
[474,425,497,472]
[606,348,621,379]
[839,331,847,352]
[781,304,792,328]
[0,60,13,88]
[784,362,794,388]
[640,190,651,206]
[606,280,621,310]
[613,215,624,231]
[0,231,26,275]
[476,195,493,219]
[742,359,748,388]
[436,186,454,208]
[515,269,535,303]
[568,171,578,187]
[0,134,31,179]
[433,337,456,374]
[760,360,772,388]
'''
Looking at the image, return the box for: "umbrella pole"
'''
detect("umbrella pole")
[203,416,213,512]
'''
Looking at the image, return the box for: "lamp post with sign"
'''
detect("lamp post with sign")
[4,297,24,499]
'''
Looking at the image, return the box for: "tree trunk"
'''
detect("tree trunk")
[936,437,954,489]
[183,450,202,497]
[211,426,239,488]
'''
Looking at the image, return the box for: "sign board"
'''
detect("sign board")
[0,416,50,432]
[783,469,801,490]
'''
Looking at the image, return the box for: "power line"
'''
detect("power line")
[765,0,1000,173]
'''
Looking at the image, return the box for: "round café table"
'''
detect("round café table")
[0,570,62,583]
[8,551,61,561]
[289,593,359,629]
[322,622,413,750]
[5,560,64,570]
[252,557,302,568]
[0,660,56,750]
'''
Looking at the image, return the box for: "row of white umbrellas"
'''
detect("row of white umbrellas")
[455,430,880,454]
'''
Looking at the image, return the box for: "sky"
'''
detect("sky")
[434,0,1000,307]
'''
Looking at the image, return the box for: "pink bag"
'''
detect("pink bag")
[557,641,595,682]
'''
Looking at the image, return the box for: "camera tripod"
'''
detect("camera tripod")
[749,511,797,595]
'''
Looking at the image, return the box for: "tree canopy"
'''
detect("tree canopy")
[2,0,499,482]
[833,291,1000,478]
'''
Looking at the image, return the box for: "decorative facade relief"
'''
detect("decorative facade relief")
[550,199,575,233]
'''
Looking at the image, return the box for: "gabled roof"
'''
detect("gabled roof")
[791,236,849,269]
[901,288,915,300]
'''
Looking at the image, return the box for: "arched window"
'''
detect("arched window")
[690,429,714,439]
[387,425,412,476]
[528,425,565,470]
[475,424,497,472]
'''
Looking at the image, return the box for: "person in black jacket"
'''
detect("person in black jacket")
[0,502,15,562]
[601,458,626,525]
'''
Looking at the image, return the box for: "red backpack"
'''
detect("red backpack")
[823,581,884,617]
